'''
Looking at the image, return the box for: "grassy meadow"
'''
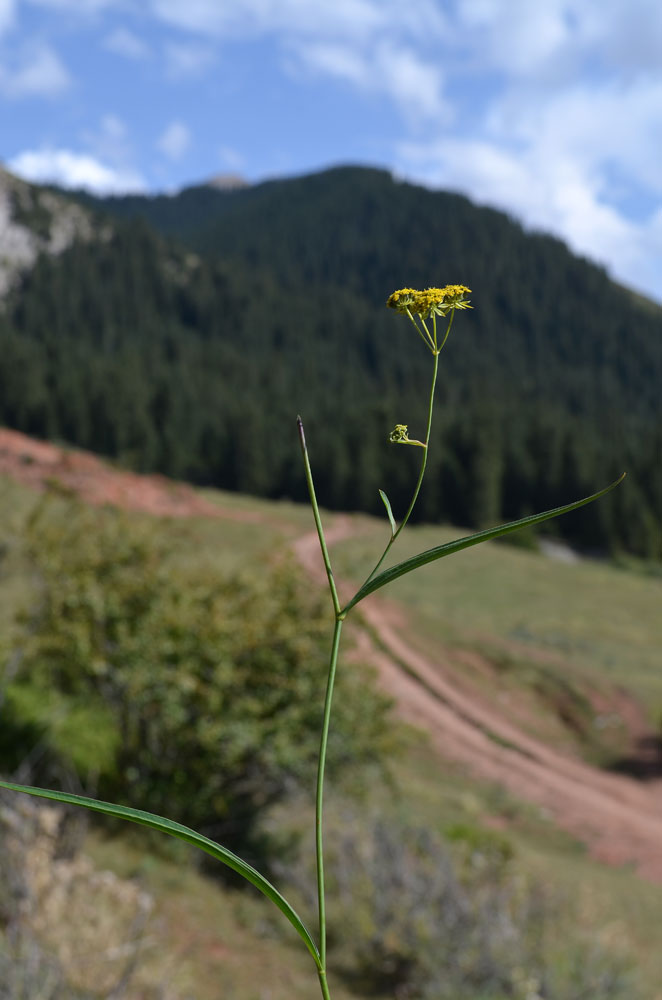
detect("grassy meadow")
[332,514,662,763]
[1,471,662,998]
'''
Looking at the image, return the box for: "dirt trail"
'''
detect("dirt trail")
[3,428,661,880]
[294,517,662,882]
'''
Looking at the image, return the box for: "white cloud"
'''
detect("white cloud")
[376,44,447,120]
[383,1,662,302]
[157,120,191,160]
[0,41,71,98]
[397,121,659,301]
[24,0,117,9]
[299,39,447,120]
[9,148,146,193]
[593,1,662,74]
[488,78,662,198]
[453,0,662,82]
[454,0,576,77]
[152,0,448,120]
[103,26,150,60]
[0,0,15,35]
[99,112,126,139]
[150,0,445,41]
[163,40,215,78]
[219,145,243,170]
[79,113,138,173]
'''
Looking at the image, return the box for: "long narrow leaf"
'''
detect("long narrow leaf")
[0,779,321,967]
[378,489,397,537]
[342,474,625,614]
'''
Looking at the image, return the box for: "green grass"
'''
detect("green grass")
[331,515,662,711]
[84,831,359,1000]
[3,474,662,996]
[377,733,662,993]
[81,726,662,998]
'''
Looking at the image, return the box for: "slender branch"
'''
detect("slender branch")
[436,305,455,354]
[297,416,342,618]
[353,309,457,595]
[355,347,440,591]
[393,342,440,535]
[405,308,435,351]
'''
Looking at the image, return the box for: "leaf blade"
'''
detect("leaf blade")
[0,779,321,967]
[378,489,397,537]
[342,474,625,614]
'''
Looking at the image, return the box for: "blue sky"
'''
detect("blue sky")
[2,0,662,303]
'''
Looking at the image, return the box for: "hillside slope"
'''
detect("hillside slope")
[2,427,662,880]
[3,431,662,996]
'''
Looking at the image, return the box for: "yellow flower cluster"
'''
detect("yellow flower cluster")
[387,285,472,319]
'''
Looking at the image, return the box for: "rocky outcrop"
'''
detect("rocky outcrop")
[0,168,98,299]
[0,791,156,998]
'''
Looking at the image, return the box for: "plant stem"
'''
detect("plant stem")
[317,969,332,1000]
[358,341,441,591]
[297,416,342,618]
[393,347,439,536]
[405,307,435,351]
[298,414,346,997]
[316,616,343,978]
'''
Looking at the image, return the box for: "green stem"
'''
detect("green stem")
[298,416,342,618]
[357,344,441,591]
[298,415,345,997]
[436,305,455,354]
[316,616,343,978]
[318,969,332,1000]
[393,347,439,536]
[405,307,435,351]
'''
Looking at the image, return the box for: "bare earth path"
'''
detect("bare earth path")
[2,427,661,881]
[293,516,662,882]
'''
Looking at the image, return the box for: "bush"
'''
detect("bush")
[282,816,640,1000]
[10,499,393,856]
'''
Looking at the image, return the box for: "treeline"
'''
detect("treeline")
[1,167,660,557]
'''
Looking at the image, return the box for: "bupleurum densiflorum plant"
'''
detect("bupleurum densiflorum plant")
[0,284,624,1000]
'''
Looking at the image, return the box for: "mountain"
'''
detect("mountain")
[1,165,660,557]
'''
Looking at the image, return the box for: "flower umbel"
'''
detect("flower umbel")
[387,283,471,356]
[387,285,472,320]
[385,288,419,314]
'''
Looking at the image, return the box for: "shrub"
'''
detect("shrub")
[284,817,640,1000]
[10,499,393,857]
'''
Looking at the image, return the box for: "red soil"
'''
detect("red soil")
[0,428,261,522]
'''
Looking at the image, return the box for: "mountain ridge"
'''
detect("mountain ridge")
[0,164,659,558]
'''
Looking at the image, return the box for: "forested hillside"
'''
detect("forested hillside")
[1,166,660,557]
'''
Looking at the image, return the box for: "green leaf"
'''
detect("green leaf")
[0,779,321,969]
[378,489,397,537]
[342,474,625,615]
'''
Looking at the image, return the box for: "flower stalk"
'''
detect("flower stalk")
[302,285,470,996]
